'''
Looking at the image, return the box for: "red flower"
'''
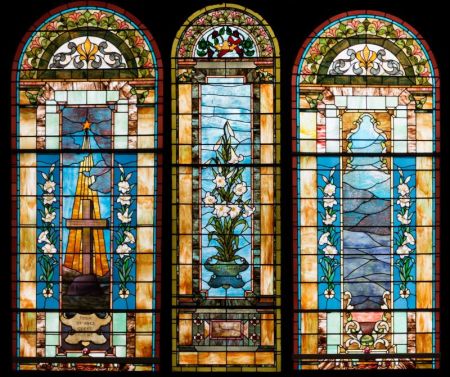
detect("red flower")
[178,45,186,57]
[309,43,321,57]
[347,19,360,30]
[133,36,145,48]
[45,21,58,31]
[325,28,337,38]
[22,58,33,70]
[412,44,423,57]
[142,59,153,69]
[196,17,206,26]
[419,67,430,77]
[395,29,406,39]
[211,11,222,19]
[30,37,41,49]
[68,12,82,22]
[93,11,106,22]
[117,20,129,29]
[372,20,384,31]
[301,66,312,76]
[245,16,255,25]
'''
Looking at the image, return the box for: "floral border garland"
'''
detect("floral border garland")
[178,9,273,58]
[318,167,339,300]
[36,164,58,299]
[21,9,155,78]
[394,167,415,300]
[115,164,136,300]
[300,17,432,85]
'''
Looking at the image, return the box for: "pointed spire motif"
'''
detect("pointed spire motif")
[64,124,109,276]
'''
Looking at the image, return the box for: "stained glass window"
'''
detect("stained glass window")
[172,4,280,371]
[12,4,162,371]
[293,12,440,369]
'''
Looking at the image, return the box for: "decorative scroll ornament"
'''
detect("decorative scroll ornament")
[49,37,127,69]
[328,44,404,76]
[195,26,257,58]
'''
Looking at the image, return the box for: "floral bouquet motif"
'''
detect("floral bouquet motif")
[394,167,415,300]
[114,164,136,300]
[202,121,254,289]
[37,164,58,300]
[318,167,339,300]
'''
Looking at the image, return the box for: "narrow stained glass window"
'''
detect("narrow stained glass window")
[293,12,440,369]
[12,4,162,371]
[172,4,281,371]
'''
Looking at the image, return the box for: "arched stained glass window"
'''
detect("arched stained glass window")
[172,4,280,371]
[12,3,162,371]
[293,11,440,369]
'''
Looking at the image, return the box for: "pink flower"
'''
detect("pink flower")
[22,58,33,70]
[45,21,58,31]
[265,45,273,54]
[309,43,321,57]
[325,28,337,38]
[196,17,206,25]
[395,29,406,39]
[412,44,423,57]
[142,59,153,69]
[178,46,186,57]
[134,36,145,48]
[419,67,430,77]
[184,29,194,39]
[30,37,41,49]
[117,20,129,29]
[93,11,106,22]
[68,12,82,22]
[347,19,360,30]
[372,20,384,31]
[229,11,240,19]
[245,17,255,25]
[211,11,222,19]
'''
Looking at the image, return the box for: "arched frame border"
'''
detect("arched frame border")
[11,1,163,370]
[171,2,281,371]
[292,10,440,369]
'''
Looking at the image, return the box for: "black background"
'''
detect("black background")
[0,0,447,376]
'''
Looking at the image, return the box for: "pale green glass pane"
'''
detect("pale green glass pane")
[87,90,107,104]
[107,90,120,102]
[327,312,340,347]
[45,345,56,357]
[54,91,67,102]
[67,90,87,104]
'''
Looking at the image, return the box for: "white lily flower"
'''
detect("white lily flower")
[323,196,337,208]
[43,180,56,193]
[42,207,56,223]
[118,208,132,223]
[213,204,230,218]
[396,244,411,258]
[319,232,331,245]
[42,243,57,255]
[203,192,217,206]
[226,121,235,137]
[397,211,411,225]
[396,197,410,208]
[116,243,132,257]
[43,193,56,205]
[118,180,131,193]
[228,148,244,164]
[322,212,337,225]
[228,204,241,219]
[403,231,415,245]
[38,230,50,244]
[243,204,255,218]
[213,139,222,151]
[397,183,410,196]
[123,231,135,244]
[119,288,130,299]
[324,288,335,299]
[117,194,131,206]
[233,182,247,196]
[400,287,410,299]
[323,244,338,258]
[42,287,53,298]
[323,183,336,196]
[213,175,226,188]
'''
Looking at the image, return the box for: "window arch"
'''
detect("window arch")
[293,11,439,369]
[172,4,280,371]
[12,3,162,371]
